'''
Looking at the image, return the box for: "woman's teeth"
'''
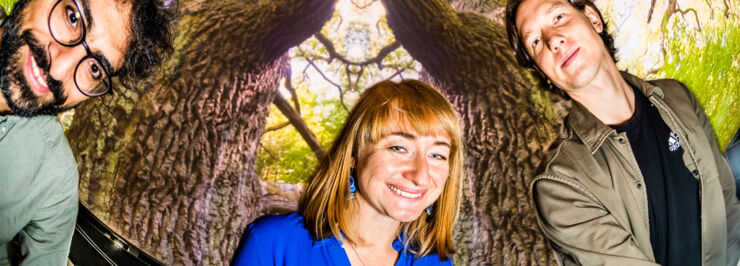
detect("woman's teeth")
[388,184,421,198]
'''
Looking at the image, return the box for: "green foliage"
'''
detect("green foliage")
[656,18,740,151]
[256,81,348,184]
[0,0,17,15]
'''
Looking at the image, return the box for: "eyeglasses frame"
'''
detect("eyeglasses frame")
[46,0,112,97]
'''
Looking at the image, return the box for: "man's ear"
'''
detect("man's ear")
[583,5,604,33]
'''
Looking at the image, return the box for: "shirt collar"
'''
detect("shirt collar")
[566,71,664,154]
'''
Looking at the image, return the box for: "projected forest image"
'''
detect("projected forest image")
[15,0,735,264]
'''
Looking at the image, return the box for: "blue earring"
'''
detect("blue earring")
[425,203,435,222]
[348,169,357,199]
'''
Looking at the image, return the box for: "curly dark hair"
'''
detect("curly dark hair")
[116,0,175,86]
[504,0,617,96]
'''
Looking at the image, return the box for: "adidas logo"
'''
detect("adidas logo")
[668,132,680,152]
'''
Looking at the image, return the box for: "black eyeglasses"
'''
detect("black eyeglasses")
[47,0,112,97]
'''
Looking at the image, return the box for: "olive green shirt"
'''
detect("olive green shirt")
[0,115,78,266]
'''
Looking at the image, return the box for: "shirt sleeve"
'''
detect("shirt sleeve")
[532,179,660,266]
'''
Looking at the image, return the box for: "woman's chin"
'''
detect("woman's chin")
[389,210,424,223]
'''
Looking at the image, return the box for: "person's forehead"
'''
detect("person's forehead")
[84,0,132,70]
[380,126,452,147]
[515,0,570,36]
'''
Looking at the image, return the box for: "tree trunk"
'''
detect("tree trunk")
[66,0,335,264]
[382,1,561,264]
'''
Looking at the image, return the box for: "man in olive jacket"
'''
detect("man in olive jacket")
[505,0,740,265]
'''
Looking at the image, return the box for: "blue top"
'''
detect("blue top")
[233,212,452,266]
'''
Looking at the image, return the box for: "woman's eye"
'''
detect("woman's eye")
[556,14,563,21]
[533,38,540,47]
[431,154,447,160]
[389,146,407,153]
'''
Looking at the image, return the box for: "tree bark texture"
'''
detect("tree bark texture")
[382,1,561,265]
[448,0,505,22]
[66,0,335,264]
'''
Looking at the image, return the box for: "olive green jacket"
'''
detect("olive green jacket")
[532,72,740,266]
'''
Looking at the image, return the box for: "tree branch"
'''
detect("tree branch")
[261,0,338,60]
[387,67,406,80]
[272,95,326,160]
[265,121,290,132]
[305,58,350,111]
[675,7,702,31]
[380,0,512,80]
[259,142,280,160]
[258,180,303,215]
[350,0,377,9]
[648,0,658,22]
[283,74,301,114]
[314,32,401,67]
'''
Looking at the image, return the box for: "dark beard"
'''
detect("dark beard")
[0,0,68,117]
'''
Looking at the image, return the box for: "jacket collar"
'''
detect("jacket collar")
[566,71,665,154]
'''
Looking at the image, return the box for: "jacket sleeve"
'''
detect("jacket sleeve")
[687,88,740,265]
[532,178,660,266]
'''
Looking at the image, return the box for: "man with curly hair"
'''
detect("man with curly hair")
[506,0,740,265]
[0,0,173,264]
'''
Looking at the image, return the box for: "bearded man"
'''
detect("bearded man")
[0,0,173,264]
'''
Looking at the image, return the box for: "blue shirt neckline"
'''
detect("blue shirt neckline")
[311,230,408,251]
[233,212,451,266]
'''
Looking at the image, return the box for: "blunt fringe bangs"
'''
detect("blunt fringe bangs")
[299,80,464,260]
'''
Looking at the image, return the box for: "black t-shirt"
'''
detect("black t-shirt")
[610,87,700,266]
